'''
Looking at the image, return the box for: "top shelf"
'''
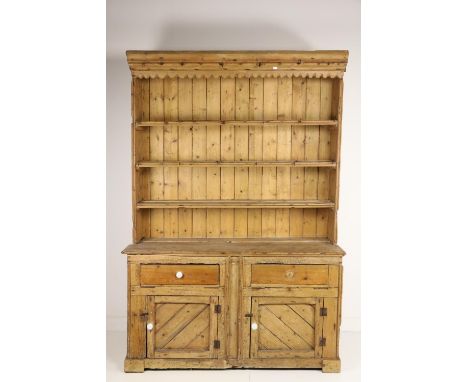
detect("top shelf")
[135,120,338,128]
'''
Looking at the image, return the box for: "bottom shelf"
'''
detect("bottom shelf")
[122,237,345,256]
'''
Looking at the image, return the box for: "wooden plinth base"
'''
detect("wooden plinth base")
[124,357,341,373]
[322,358,341,373]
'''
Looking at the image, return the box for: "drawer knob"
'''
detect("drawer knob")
[175,271,184,279]
[147,323,153,331]
[251,322,258,330]
[285,270,295,279]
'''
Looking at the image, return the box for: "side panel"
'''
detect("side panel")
[127,262,147,358]
[322,297,339,359]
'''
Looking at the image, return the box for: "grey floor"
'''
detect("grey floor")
[107,331,360,381]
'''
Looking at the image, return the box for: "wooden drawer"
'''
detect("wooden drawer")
[251,264,329,286]
[140,264,220,286]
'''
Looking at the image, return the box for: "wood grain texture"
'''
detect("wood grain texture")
[149,78,165,237]
[322,297,338,359]
[137,199,334,209]
[123,238,345,256]
[234,78,249,238]
[276,77,292,237]
[163,77,179,237]
[125,51,348,373]
[250,297,319,359]
[127,295,146,358]
[251,264,329,285]
[220,78,235,238]
[177,78,193,237]
[136,120,338,127]
[132,78,150,241]
[290,77,307,237]
[192,78,207,237]
[140,264,220,285]
[226,257,240,359]
[131,55,343,241]
[127,50,349,64]
[146,296,218,359]
[261,77,278,237]
[138,160,337,168]
[206,77,221,237]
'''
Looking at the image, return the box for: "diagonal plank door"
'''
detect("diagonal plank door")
[250,297,323,359]
[147,296,218,359]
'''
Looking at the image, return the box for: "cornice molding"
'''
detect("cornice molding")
[127,50,348,79]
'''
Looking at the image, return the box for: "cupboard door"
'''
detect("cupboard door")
[146,296,219,359]
[250,297,323,359]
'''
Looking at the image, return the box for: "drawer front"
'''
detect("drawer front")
[251,264,329,286]
[140,264,220,286]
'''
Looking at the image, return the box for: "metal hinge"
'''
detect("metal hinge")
[320,307,328,317]
[213,340,221,349]
[214,304,222,314]
[319,337,326,346]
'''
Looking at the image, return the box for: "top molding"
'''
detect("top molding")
[126,50,349,79]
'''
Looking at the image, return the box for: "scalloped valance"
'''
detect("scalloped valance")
[127,50,348,79]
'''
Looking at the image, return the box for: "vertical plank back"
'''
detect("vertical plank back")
[247,78,264,237]
[290,77,307,237]
[132,53,345,241]
[234,78,250,238]
[261,78,278,237]
[177,78,193,237]
[220,78,236,237]
[206,78,221,237]
[149,79,164,237]
[163,78,179,237]
[192,79,208,237]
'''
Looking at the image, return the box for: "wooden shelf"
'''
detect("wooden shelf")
[136,199,335,209]
[136,160,337,169]
[123,238,346,256]
[135,120,338,128]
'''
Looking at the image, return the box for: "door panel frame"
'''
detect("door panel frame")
[147,295,219,359]
[249,296,324,359]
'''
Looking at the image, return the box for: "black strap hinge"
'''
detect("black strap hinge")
[214,340,221,349]
[319,337,326,346]
[320,307,328,316]
[215,304,222,314]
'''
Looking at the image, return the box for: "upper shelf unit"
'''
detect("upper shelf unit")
[128,51,347,243]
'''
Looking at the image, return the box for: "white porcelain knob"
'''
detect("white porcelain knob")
[147,323,153,331]
[251,322,258,330]
[175,271,184,279]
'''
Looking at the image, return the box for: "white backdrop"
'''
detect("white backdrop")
[107,0,361,331]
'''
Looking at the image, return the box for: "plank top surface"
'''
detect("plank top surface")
[122,238,345,256]
[127,50,349,63]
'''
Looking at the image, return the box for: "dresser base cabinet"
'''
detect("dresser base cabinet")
[123,245,344,373]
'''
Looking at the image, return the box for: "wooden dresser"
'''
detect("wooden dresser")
[122,51,348,373]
